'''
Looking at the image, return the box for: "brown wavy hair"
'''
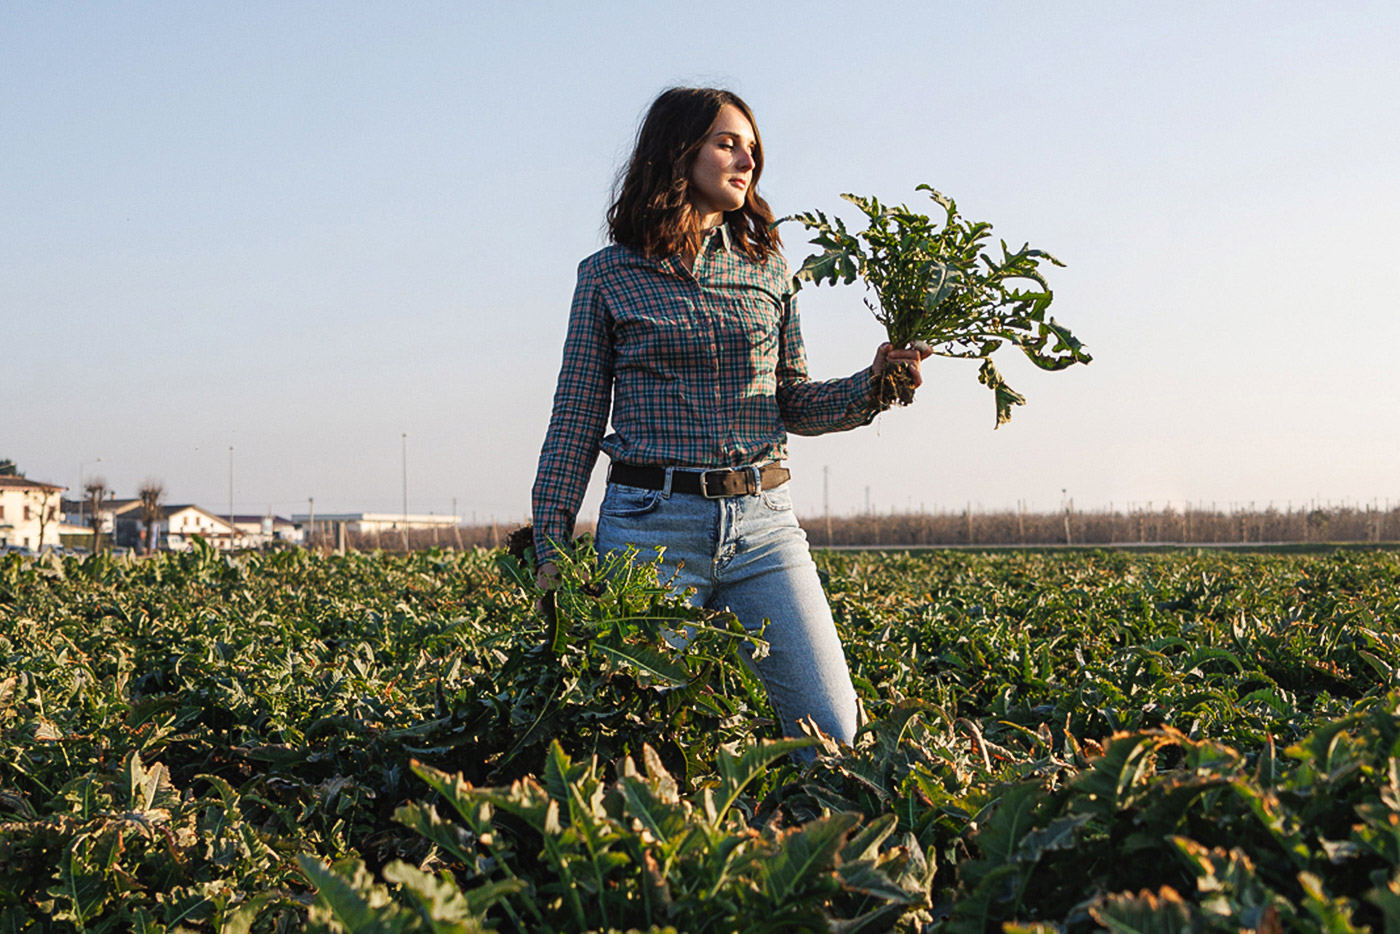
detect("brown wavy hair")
[607,87,780,262]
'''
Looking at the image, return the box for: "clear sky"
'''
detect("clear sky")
[5,2,1398,523]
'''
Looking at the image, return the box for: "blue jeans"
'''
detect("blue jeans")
[595,475,858,747]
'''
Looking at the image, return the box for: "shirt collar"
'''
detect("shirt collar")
[652,225,734,278]
[705,223,733,253]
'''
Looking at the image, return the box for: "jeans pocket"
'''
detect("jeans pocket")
[761,483,794,512]
[599,483,663,518]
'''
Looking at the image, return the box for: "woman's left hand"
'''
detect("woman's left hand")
[871,341,935,388]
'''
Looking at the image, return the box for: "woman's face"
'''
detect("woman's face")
[687,103,757,227]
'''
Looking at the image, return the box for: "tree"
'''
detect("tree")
[32,485,60,551]
[84,477,110,553]
[0,459,19,476]
[138,480,165,554]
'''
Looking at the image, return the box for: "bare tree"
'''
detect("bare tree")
[138,480,166,554]
[32,485,60,550]
[84,477,110,553]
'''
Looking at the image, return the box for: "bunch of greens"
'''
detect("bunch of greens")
[786,185,1091,425]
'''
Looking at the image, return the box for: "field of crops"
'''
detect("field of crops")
[4,541,1400,932]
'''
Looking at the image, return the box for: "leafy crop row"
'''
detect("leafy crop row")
[2,542,1399,931]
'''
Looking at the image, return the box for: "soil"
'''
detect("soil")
[875,363,918,407]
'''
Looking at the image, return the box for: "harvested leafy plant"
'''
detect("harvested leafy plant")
[787,185,1091,425]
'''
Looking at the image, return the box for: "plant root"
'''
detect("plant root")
[875,363,918,407]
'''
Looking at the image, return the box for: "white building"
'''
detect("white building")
[220,514,304,548]
[293,512,459,535]
[155,505,240,550]
[0,476,67,551]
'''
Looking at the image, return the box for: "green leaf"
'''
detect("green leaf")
[764,812,860,903]
[1072,731,1177,816]
[1298,871,1367,933]
[158,891,216,929]
[837,859,922,904]
[616,772,688,850]
[829,903,914,934]
[219,894,273,934]
[123,750,175,813]
[708,738,816,825]
[47,837,110,927]
[299,856,414,934]
[840,812,899,864]
[1087,886,1195,933]
[978,358,1026,428]
[382,861,493,933]
[590,641,689,686]
[394,802,480,866]
[1013,812,1094,862]
[966,782,1046,875]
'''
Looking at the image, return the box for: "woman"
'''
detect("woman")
[531,87,929,747]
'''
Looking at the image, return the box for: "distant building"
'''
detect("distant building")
[61,496,115,536]
[218,514,304,548]
[292,512,459,536]
[168,506,238,547]
[134,504,241,551]
[59,496,115,549]
[118,505,304,551]
[76,500,237,551]
[0,476,66,550]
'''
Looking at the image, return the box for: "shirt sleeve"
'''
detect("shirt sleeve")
[532,260,613,566]
[774,286,889,436]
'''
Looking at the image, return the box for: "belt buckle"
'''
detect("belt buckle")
[700,469,728,499]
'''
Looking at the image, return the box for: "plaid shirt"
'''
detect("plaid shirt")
[532,226,884,564]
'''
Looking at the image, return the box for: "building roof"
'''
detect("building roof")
[292,512,460,525]
[0,476,65,493]
[220,514,298,526]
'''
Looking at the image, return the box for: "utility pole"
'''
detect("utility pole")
[823,466,832,546]
[400,433,409,551]
[1062,488,1073,546]
[308,496,315,548]
[228,446,235,551]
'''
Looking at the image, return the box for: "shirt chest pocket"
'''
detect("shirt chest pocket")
[610,293,700,366]
[712,289,781,372]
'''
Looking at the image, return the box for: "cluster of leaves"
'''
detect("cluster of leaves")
[785,187,1091,422]
[945,702,1400,932]
[490,538,768,782]
[0,540,772,930]
[4,542,1400,931]
[377,738,929,934]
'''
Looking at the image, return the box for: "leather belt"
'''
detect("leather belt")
[607,462,790,498]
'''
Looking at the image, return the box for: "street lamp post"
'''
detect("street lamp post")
[228,446,234,551]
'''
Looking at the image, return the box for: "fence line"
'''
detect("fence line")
[304,503,1400,552]
[799,502,1399,547]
